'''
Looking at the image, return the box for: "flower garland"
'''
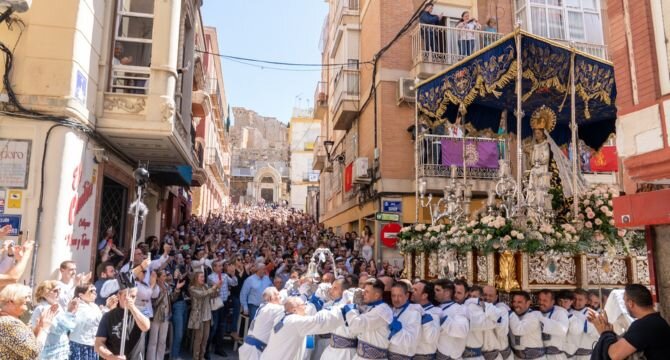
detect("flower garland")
[398,185,644,256]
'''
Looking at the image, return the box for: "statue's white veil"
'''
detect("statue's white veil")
[544,130,589,199]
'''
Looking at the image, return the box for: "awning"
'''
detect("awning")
[148,165,193,187]
[416,30,617,150]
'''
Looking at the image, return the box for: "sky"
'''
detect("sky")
[202,0,329,124]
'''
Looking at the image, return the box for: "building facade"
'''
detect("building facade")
[312,0,611,263]
[190,26,231,217]
[288,108,321,211]
[0,0,226,284]
[609,0,670,316]
[230,107,290,204]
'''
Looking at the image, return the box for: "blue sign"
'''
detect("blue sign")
[75,70,87,104]
[382,200,402,213]
[0,215,21,236]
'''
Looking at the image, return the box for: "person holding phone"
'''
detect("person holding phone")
[456,11,481,56]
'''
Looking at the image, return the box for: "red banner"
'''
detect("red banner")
[344,162,353,192]
[590,146,618,172]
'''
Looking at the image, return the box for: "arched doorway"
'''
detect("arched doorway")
[252,166,282,204]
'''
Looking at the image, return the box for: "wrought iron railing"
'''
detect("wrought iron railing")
[411,24,504,67]
[551,39,609,60]
[417,134,506,179]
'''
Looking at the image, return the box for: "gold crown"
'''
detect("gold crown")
[530,105,557,132]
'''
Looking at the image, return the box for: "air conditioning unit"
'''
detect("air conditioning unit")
[397,78,416,104]
[353,157,371,184]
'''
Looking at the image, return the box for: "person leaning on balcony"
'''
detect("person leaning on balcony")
[456,11,481,56]
[419,3,445,52]
[483,18,497,47]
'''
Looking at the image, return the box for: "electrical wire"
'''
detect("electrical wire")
[223,56,332,72]
[195,49,374,68]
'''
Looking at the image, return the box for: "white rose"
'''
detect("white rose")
[594,218,603,226]
[609,219,615,225]
[511,230,518,237]
[486,234,493,240]
[517,233,525,240]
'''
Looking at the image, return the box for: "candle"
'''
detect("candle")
[450,165,457,179]
[419,179,426,195]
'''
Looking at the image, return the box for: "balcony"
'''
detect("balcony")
[410,24,504,78]
[418,134,506,193]
[331,69,359,130]
[313,81,327,119]
[551,39,609,60]
[333,0,359,27]
[206,146,226,183]
[312,136,327,171]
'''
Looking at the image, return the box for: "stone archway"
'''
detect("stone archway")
[252,166,282,203]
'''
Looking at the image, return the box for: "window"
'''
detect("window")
[516,0,603,45]
[110,0,154,94]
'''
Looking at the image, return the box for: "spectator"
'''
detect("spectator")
[95,273,150,359]
[56,261,91,309]
[170,268,189,359]
[589,284,670,360]
[146,270,175,360]
[0,283,56,359]
[94,262,116,306]
[69,284,106,360]
[188,270,221,360]
[240,262,272,320]
[207,260,237,357]
[30,280,78,359]
[456,11,481,56]
[0,239,35,290]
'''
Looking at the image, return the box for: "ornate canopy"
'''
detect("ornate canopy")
[416,30,617,150]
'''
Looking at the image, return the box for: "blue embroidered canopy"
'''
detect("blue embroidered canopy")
[416,31,616,150]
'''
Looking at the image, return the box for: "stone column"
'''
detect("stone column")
[146,0,181,127]
[652,225,670,319]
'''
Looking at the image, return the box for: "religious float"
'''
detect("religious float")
[400,28,650,296]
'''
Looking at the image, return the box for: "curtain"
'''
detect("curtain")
[531,6,548,37]
[583,12,602,44]
[547,8,565,39]
[567,11,585,41]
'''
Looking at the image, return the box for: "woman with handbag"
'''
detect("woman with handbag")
[188,270,222,360]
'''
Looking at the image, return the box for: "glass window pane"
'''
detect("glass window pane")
[568,11,585,41]
[531,6,548,37]
[530,0,546,4]
[113,40,152,67]
[516,0,527,9]
[547,8,565,39]
[517,7,528,29]
[117,16,153,40]
[584,13,603,44]
[582,0,597,10]
[119,0,154,14]
[547,0,562,6]
[565,0,580,8]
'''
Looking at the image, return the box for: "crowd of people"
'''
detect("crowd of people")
[0,204,669,360]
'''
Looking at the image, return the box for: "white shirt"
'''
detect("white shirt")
[463,299,500,360]
[239,302,284,360]
[321,298,358,360]
[56,280,75,309]
[509,310,546,359]
[345,301,393,360]
[388,303,422,356]
[69,301,103,346]
[415,303,442,356]
[260,307,344,360]
[436,301,469,359]
[567,308,599,359]
[541,306,569,360]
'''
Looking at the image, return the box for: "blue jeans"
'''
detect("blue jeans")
[248,303,260,322]
[171,300,187,358]
[225,296,241,335]
[208,306,226,345]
